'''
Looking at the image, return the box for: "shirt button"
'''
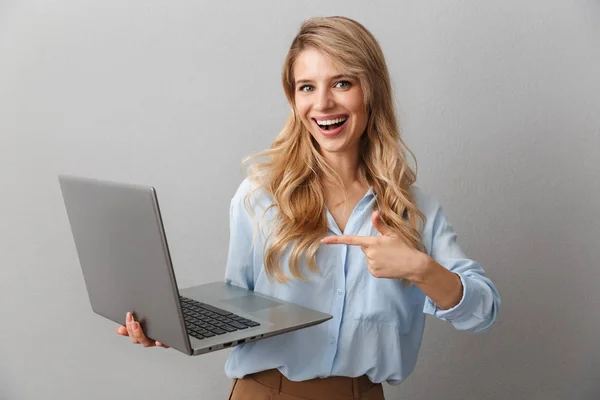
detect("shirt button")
[336,289,343,295]
[330,337,336,344]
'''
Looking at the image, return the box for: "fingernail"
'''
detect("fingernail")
[133,322,139,332]
[126,312,132,323]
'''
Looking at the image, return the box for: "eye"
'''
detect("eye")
[298,85,315,93]
[334,80,351,89]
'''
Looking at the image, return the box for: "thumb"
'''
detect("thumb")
[372,210,393,236]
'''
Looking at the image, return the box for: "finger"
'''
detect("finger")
[366,263,383,278]
[321,235,377,247]
[362,246,375,259]
[372,210,393,236]
[116,325,129,336]
[126,312,139,344]
[130,316,154,347]
[155,341,169,349]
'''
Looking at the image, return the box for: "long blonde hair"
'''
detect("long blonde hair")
[242,16,427,283]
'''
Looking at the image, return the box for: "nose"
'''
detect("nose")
[314,88,335,111]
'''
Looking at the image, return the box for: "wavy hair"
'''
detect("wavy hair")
[242,16,427,283]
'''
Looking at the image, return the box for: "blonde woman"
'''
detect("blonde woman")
[119,16,501,400]
[224,16,500,399]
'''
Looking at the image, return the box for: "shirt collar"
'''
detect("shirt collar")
[366,186,377,198]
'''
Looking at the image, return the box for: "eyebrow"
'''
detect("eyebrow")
[295,74,355,87]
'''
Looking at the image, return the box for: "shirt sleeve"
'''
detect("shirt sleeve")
[421,198,501,334]
[224,180,256,290]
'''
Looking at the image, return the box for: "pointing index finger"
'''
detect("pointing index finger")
[320,235,376,247]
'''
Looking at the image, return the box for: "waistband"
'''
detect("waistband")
[248,368,376,399]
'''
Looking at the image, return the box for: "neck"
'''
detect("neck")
[321,149,364,189]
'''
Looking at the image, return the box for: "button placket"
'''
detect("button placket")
[326,240,346,372]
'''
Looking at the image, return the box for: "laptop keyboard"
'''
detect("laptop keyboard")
[179,296,260,340]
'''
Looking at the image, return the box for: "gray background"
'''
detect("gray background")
[1,1,599,399]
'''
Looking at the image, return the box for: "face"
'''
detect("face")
[293,48,368,158]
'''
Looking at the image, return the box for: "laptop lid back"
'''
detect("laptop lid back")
[58,175,192,354]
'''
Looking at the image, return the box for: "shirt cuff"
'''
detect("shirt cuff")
[431,272,477,322]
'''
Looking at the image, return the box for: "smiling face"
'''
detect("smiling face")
[293,48,369,159]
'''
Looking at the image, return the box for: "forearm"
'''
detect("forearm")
[411,255,463,310]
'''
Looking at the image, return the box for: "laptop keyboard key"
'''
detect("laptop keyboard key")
[221,325,238,332]
[199,303,233,316]
[229,321,249,330]
[190,332,204,339]
[239,319,260,327]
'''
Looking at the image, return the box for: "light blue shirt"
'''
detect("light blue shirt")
[223,179,500,385]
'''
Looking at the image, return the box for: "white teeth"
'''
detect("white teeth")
[316,117,347,126]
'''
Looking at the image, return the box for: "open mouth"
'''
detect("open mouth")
[314,116,348,131]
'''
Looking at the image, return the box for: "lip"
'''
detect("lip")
[312,113,349,122]
[312,115,349,137]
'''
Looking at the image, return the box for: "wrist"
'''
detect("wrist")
[410,255,464,310]
[409,252,436,284]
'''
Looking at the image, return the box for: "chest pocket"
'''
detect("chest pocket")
[348,259,420,335]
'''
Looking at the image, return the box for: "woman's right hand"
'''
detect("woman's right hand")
[115,312,169,348]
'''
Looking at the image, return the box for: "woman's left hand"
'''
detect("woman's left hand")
[320,210,429,282]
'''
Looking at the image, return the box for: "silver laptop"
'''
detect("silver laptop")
[58,174,332,356]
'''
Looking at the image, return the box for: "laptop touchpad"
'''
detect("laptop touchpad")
[223,295,281,312]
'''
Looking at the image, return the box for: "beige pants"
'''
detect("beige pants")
[227,369,385,400]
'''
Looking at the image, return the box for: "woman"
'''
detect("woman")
[118,16,500,400]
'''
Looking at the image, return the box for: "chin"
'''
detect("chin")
[316,142,347,154]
